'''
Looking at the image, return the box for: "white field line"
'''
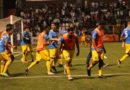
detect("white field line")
[0,73,130,80]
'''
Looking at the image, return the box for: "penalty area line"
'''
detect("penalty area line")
[0,73,130,80]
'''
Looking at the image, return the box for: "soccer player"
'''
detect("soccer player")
[48,23,60,73]
[87,22,105,78]
[60,27,80,80]
[21,26,33,64]
[0,24,14,77]
[25,26,54,75]
[118,21,130,65]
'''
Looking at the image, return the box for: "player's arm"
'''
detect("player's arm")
[43,35,51,45]
[92,31,98,52]
[48,31,60,41]
[59,37,64,53]
[4,36,15,48]
[75,37,80,56]
[120,30,126,48]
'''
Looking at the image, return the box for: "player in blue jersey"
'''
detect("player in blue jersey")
[48,23,60,73]
[21,26,33,64]
[118,21,130,65]
[0,24,14,77]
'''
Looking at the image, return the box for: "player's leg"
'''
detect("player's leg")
[98,52,104,77]
[87,50,99,76]
[62,50,72,80]
[1,53,12,77]
[21,45,28,64]
[0,60,5,74]
[118,44,130,64]
[26,52,41,71]
[27,44,34,62]
[40,50,54,75]
[86,50,92,67]
[49,49,57,73]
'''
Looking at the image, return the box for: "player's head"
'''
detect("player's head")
[67,27,74,38]
[24,26,30,32]
[6,24,13,35]
[51,23,56,30]
[96,21,104,30]
[41,26,50,34]
[127,21,130,27]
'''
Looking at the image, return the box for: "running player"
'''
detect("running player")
[118,21,130,65]
[21,26,33,64]
[0,24,14,77]
[25,26,54,75]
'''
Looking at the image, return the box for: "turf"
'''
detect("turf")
[0,42,130,90]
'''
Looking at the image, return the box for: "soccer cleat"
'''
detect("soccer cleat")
[64,69,67,75]
[117,60,121,66]
[48,72,54,75]
[25,69,29,76]
[51,66,57,73]
[98,75,104,78]
[1,73,9,77]
[67,75,73,81]
[57,64,63,67]
[21,59,28,64]
[87,69,91,77]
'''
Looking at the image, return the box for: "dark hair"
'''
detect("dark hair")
[40,26,50,32]
[6,24,13,31]
[67,27,74,32]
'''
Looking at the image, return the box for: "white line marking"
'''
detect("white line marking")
[0,73,130,80]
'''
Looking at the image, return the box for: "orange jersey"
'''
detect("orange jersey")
[91,28,104,49]
[36,32,48,51]
[62,33,78,50]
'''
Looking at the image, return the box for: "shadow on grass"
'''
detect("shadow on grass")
[10,72,26,77]
[72,73,130,81]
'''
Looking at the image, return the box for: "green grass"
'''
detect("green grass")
[1,42,130,90]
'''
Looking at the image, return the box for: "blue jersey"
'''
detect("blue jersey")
[48,30,59,48]
[21,31,31,45]
[121,27,130,44]
[0,35,10,52]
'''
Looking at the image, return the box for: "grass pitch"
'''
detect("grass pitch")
[0,42,130,90]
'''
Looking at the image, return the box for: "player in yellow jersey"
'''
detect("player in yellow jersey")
[25,26,54,75]
[21,26,33,64]
[0,24,15,77]
[60,27,80,80]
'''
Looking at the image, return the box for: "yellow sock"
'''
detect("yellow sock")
[3,60,11,73]
[64,64,71,75]
[120,54,129,62]
[22,53,26,61]
[98,69,102,76]
[46,61,51,73]
[28,61,37,70]
[0,63,4,73]
[88,64,93,70]
[50,58,54,68]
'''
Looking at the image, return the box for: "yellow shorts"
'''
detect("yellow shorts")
[0,51,11,61]
[92,50,104,62]
[21,44,31,53]
[49,49,58,58]
[125,44,130,53]
[36,50,50,61]
[62,49,74,62]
